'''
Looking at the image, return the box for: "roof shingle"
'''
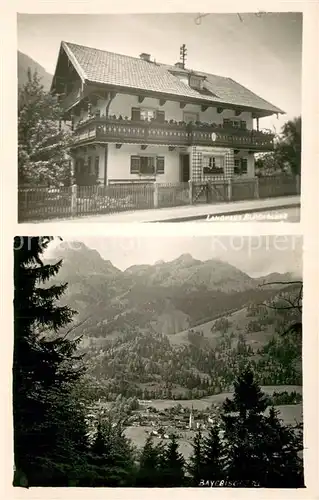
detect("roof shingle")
[62,41,284,115]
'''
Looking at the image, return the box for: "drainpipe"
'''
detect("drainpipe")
[104,91,117,185]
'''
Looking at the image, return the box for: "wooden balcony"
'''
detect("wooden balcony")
[73,117,274,151]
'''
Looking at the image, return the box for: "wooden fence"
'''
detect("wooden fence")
[18,175,300,222]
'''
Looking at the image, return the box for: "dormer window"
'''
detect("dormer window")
[189,75,204,90]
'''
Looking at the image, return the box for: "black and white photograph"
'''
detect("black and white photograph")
[17,12,301,223]
[2,3,317,496]
[13,235,304,488]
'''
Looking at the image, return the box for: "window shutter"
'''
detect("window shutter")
[234,159,240,175]
[156,156,165,174]
[240,121,247,129]
[87,156,92,172]
[131,107,141,121]
[95,156,100,177]
[130,156,140,174]
[156,110,165,123]
[241,158,248,173]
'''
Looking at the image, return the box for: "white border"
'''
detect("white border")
[1,2,319,499]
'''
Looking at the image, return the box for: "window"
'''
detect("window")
[203,155,224,175]
[130,156,165,175]
[140,156,155,174]
[189,75,203,89]
[140,108,156,121]
[131,108,165,123]
[223,119,247,129]
[234,158,248,175]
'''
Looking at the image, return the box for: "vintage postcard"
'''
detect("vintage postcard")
[1,2,318,499]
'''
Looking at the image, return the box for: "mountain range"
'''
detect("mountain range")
[48,241,298,338]
[44,241,302,398]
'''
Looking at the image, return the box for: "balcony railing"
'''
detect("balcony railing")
[73,116,274,151]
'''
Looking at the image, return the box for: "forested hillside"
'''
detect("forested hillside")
[18,51,52,90]
[46,242,302,400]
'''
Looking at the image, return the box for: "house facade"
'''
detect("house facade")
[51,42,284,186]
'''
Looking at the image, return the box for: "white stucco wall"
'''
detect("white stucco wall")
[73,144,255,184]
[106,144,181,183]
[108,93,253,128]
[72,92,253,130]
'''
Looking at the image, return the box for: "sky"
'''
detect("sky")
[46,235,303,278]
[17,12,302,133]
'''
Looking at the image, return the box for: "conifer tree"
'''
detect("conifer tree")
[13,236,88,486]
[258,407,304,487]
[136,435,164,487]
[18,71,73,187]
[88,416,136,487]
[159,434,185,487]
[188,430,204,486]
[202,425,224,481]
[221,367,304,487]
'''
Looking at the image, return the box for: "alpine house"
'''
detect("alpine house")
[51,41,284,186]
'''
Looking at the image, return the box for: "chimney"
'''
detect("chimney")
[174,62,184,69]
[139,53,151,62]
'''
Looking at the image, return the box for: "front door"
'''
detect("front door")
[180,154,190,182]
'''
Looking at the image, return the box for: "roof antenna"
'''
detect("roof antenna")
[180,44,187,69]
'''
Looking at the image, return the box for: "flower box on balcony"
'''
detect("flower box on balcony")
[203,167,224,175]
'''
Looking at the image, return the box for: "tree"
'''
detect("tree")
[259,281,302,338]
[13,236,89,486]
[88,416,136,487]
[255,117,301,176]
[18,70,73,187]
[158,434,185,487]
[258,407,304,487]
[201,425,224,480]
[276,117,301,175]
[188,425,224,486]
[136,435,164,487]
[221,368,304,487]
[188,430,204,486]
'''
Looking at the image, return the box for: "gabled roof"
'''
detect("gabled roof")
[58,41,284,116]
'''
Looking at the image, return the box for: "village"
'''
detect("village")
[124,400,222,440]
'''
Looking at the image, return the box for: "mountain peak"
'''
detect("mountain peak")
[173,253,197,265]
[154,260,165,266]
[49,240,121,277]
